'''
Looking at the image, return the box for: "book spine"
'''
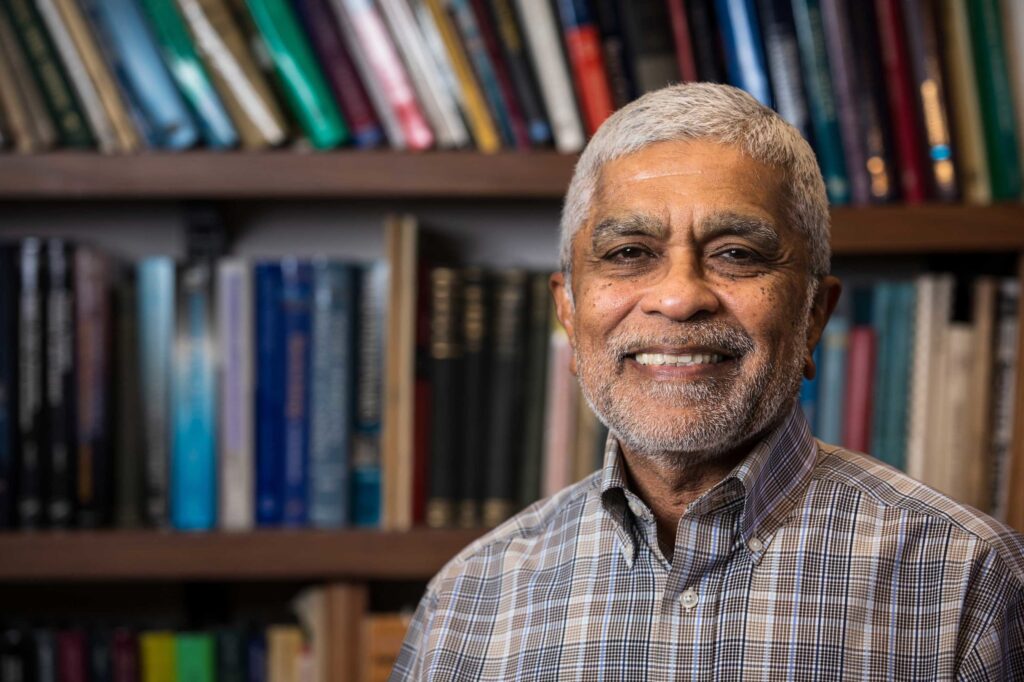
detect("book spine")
[280,259,312,526]
[309,262,356,528]
[2,0,94,146]
[34,629,57,682]
[255,263,284,526]
[139,632,177,682]
[715,0,773,107]
[665,0,698,82]
[291,0,383,147]
[616,0,681,94]
[967,0,1023,200]
[990,279,1018,519]
[57,630,88,682]
[113,270,142,529]
[425,268,460,529]
[554,0,615,137]
[457,268,487,527]
[816,313,849,445]
[686,0,726,82]
[590,0,636,107]
[175,634,216,682]
[0,19,43,153]
[541,321,576,497]
[44,239,75,528]
[215,629,244,682]
[83,0,200,149]
[352,263,386,526]
[245,0,349,148]
[518,272,549,509]
[869,283,893,465]
[17,238,45,529]
[513,0,584,152]
[245,632,267,682]
[487,0,551,144]
[469,0,531,148]
[0,246,15,528]
[334,0,433,150]
[111,630,139,682]
[791,0,850,205]
[842,325,876,452]
[756,0,813,142]
[217,260,253,530]
[0,3,58,150]
[1004,0,1024,190]
[799,349,819,430]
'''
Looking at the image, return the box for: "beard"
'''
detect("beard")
[574,314,810,469]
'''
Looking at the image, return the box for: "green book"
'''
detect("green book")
[0,0,93,147]
[967,0,1023,200]
[175,633,216,682]
[244,0,348,148]
[139,0,239,148]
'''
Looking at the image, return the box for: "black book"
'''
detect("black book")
[16,238,45,529]
[33,629,56,682]
[216,628,246,682]
[458,267,488,528]
[591,0,637,108]
[112,269,142,528]
[426,267,462,529]
[44,239,75,528]
[89,629,112,682]
[616,0,680,94]
[686,0,726,83]
[483,269,527,527]
[487,0,552,145]
[0,244,17,529]
[518,272,550,510]
[0,627,31,682]
[756,0,814,143]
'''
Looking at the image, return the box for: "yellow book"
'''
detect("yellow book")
[139,631,177,682]
[266,625,303,682]
[420,0,501,153]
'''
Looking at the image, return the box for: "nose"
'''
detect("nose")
[638,249,720,321]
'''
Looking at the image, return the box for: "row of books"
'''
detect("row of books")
[0,588,410,682]
[2,0,1024,202]
[799,273,1020,517]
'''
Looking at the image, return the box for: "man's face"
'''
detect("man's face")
[551,140,840,463]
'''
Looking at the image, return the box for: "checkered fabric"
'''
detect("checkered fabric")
[391,408,1024,680]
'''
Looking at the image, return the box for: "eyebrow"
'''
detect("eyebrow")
[590,214,669,249]
[696,212,781,249]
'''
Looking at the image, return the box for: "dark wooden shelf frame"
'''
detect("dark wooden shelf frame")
[0,529,483,582]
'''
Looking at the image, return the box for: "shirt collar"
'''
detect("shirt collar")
[599,405,819,554]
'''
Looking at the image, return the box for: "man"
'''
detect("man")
[391,83,1024,679]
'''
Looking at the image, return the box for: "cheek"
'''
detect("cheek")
[575,282,637,336]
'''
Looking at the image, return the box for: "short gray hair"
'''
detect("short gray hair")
[560,83,831,292]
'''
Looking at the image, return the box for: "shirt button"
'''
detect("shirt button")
[747,537,764,553]
[681,588,699,610]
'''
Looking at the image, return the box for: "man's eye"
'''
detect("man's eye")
[606,246,650,261]
[718,247,759,262]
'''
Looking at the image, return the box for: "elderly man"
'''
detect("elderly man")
[391,83,1024,679]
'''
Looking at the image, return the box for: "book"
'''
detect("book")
[280,259,312,526]
[716,0,772,106]
[965,277,997,511]
[171,260,217,531]
[990,279,1018,520]
[616,0,680,94]
[470,0,532,147]
[518,274,550,509]
[291,0,382,148]
[308,261,357,528]
[591,0,636,107]
[842,289,876,452]
[513,0,585,152]
[255,262,285,526]
[352,262,386,526]
[35,629,57,682]
[0,2,56,151]
[215,629,245,682]
[245,0,349,148]
[487,0,551,144]
[175,0,288,148]
[685,0,726,82]
[816,304,849,445]
[542,316,576,497]
[139,632,176,682]
[332,0,433,150]
[0,246,15,528]
[217,259,254,530]
[139,0,239,148]
[1004,0,1024,195]
[426,267,461,529]
[665,0,699,82]
[360,615,409,682]
[756,0,813,143]
[175,633,216,682]
[44,239,74,528]
[88,629,111,682]
[0,16,41,153]
[457,267,487,527]
[247,630,267,682]
[266,626,302,682]
[17,238,45,529]
[57,629,88,682]
[111,629,139,682]
[79,0,200,149]
[554,0,615,137]
[291,588,327,682]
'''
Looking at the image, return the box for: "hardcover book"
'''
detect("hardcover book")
[280,259,312,526]
[17,238,45,529]
[44,239,74,528]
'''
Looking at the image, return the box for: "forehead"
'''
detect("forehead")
[587,139,787,238]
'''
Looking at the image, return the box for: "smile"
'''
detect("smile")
[633,352,726,366]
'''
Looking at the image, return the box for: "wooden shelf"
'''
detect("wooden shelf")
[0,529,483,582]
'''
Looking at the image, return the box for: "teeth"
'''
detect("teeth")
[634,352,724,366]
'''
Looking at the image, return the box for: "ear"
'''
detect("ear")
[549,271,578,375]
[803,275,842,380]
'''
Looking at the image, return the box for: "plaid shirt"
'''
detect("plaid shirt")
[392,408,1024,680]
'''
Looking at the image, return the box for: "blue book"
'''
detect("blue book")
[309,262,357,528]
[716,0,773,106]
[870,282,895,465]
[246,631,267,682]
[255,263,285,526]
[884,283,916,471]
[352,263,386,526]
[280,259,313,526]
[799,345,820,430]
[138,257,175,527]
[817,307,850,445]
[80,0,199,149]
[171,261,217,530]
[0,246,15,528]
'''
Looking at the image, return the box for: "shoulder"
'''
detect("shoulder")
[812,440,1024,586]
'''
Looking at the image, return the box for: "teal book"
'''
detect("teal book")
[816,303,849,445]
[139,0,239,148]
[171,261,217,531]
[870,283,895,466]
[352,262,386,526]
[883,282,916,471]
[790,0,849,204]
[800,346,820,431]
[245,0,348,148]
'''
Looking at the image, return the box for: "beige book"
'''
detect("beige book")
[52,0,140,152]
[939,323,974,503]
[176,0,287,148]
[361,614,411,682]
[267,626,304,682]
[0,5,56,150]
[0,21,38,152]
[965,277,997,512]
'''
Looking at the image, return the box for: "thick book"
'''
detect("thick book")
[361,615,409,682]
[215,629,245,682]
[17,238,45,529]
[513,0,585,152]
[554,0,615,138]
[246,631,268,682]
[617,0,680,94]
[518,272,548,509]
[791,0,849,205]
[0,3,57,151]
[686,0,726,82]
[470,0,532,147]
[591,0,636,107]
[816,304,849,446]
[44,239,75,528]
[35,629,57,682]
[869,283,897,468]
[139,0,239,148]
[57,630,88,682]
[171,260,217,531]
[665,0,699,82]
[293,0,383,147]
[280,259,312,526]
[1,0,94,147]
[457,267,487,527]
[140,632,176,682]
[542,316,576,497]
[841,290,876,452]
[138,258,174,528]
[112,270,142,528]
[308,261,357,528]
[266,626,302,682]
[352,262,386,526]
[88,629,111,682]
[965,277,997,512]
[716,0,772,106]
[175,634,215,682]
[0,246,16,528]
[332,0,433,150]
[246,0,349,148]
[989,279,1018,520]
[487,0,551,144]
[1004,0,1024,194]
[111,629,139,682]
[426,267,462,529]
[217,259,254,530]
[175,0,288,148]
[756,0,813,143]
[255,262,285,526]
[80,0,201,148]
[966,0,1022,201]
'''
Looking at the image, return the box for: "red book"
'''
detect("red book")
[666,0,699,81]
[556,1,615,135]
[875,0,927,202]
[470,0,532,148]
[57,630,88,682]
[111,629,139,682]
[842,326,877,453]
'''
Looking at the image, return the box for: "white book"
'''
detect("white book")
[411,0,467,116]
[513,0,584,152]
[378,0,469,148]
[216,259,254,530]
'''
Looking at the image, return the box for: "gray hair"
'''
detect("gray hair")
[559,83,831,295]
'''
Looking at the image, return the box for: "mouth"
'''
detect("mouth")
[631,351,728,367]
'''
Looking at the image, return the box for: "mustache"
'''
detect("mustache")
[605,323,755,358]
